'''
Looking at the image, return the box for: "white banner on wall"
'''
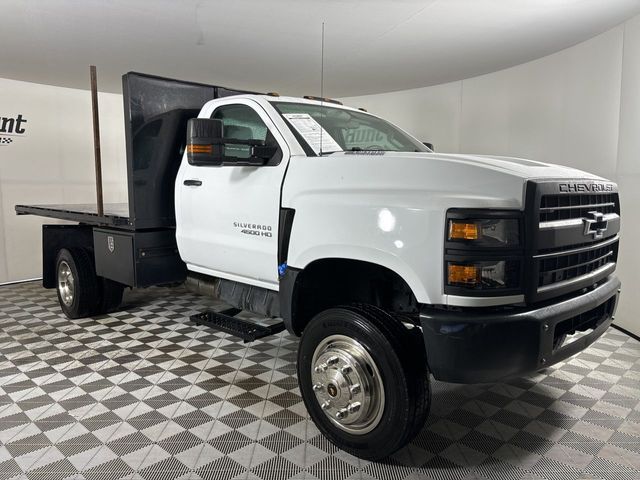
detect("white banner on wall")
[0,114,28,147]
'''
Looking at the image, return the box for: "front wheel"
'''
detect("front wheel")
[297,305,430,460]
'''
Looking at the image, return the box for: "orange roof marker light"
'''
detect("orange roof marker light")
[303,95,343,105]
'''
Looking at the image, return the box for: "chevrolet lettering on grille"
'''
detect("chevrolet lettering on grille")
[558,182,614,193]
[583,211,608,239]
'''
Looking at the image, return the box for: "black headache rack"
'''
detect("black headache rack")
[122,72,259,229]
[16,72,259,288]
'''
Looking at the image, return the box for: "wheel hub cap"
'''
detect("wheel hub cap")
[57,261,75,307]
[327,383,338,397]
[311,334,385,435]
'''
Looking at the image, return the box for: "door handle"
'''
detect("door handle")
[183,179,203,187]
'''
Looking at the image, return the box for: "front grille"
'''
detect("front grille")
[539,193,618,222]
[538,241,618,287]
[526,180,621,302]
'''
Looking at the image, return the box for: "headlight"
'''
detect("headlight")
[447,260,520,290]
[448,218,519,247]
[445,210,523,295]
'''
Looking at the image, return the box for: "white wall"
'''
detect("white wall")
[0,78,127,283]
[615,15,640,337]
[342,19,639,336]
[342,25,624,178]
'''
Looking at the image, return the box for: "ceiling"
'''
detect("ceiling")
[2,0,640,97]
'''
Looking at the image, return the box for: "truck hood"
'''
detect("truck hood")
[329,151,604,181]
[283,151,610,213]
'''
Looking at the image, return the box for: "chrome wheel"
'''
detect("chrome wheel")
[311,334,385,435]
[57,260,75,307]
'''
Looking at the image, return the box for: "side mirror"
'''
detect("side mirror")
[423,142,434,152]
[186,118,224,166]
[187,117,278,166]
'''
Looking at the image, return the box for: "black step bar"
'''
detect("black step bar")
[191,308,285,343]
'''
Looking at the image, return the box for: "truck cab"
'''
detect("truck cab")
[16,73,621,461]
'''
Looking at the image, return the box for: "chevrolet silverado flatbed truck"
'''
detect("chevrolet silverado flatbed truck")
[16,72,622,460]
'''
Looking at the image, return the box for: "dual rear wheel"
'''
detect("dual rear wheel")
[55,248,124,319]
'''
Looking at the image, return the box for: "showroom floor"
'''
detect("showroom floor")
[0,282,638,480]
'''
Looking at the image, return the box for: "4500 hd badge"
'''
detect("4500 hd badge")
[233,222,273,237]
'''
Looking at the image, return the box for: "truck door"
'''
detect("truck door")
[176,99,290,289]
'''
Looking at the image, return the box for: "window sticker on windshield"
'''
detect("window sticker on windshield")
[283,113,342,155]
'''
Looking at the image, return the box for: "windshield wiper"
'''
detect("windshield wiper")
[349,147,391,152]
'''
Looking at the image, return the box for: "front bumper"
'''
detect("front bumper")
[420,276,620,383]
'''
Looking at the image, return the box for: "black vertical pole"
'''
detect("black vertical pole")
[90,65,104,217]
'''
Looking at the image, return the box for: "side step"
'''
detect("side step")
[191,308,285,343]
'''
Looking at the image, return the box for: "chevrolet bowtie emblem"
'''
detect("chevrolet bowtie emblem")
[583,211,608,239]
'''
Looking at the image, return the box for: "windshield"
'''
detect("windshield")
[272,101,431,155]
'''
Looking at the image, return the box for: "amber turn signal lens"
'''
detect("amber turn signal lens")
[448,264,479,285]
[187,144,213,154]
[448,220,479,240]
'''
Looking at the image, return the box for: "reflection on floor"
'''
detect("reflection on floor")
[0,282,638,480]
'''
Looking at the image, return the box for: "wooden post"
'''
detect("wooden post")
[90,65,104,217]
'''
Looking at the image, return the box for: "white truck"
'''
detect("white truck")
[16,72,622,460]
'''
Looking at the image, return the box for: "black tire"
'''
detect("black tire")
[99,278,124,314]
[55,248,101,319]
[297,305,431,460]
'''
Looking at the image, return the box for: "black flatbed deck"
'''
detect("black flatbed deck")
[15,203,133,229]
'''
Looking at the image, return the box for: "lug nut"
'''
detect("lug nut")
[313,383,323,392]
[314,363,327,373]
[348,402,361,414]
[336,408,348,420]
[340,365,352,374]
[321,401,331,410]
[350,383,361,395]
[327,356,339,366]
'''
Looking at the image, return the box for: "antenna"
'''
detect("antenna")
[320,21,325,155]
[321,22,325,100]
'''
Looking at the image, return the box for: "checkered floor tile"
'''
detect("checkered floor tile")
[0,281,638,480]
